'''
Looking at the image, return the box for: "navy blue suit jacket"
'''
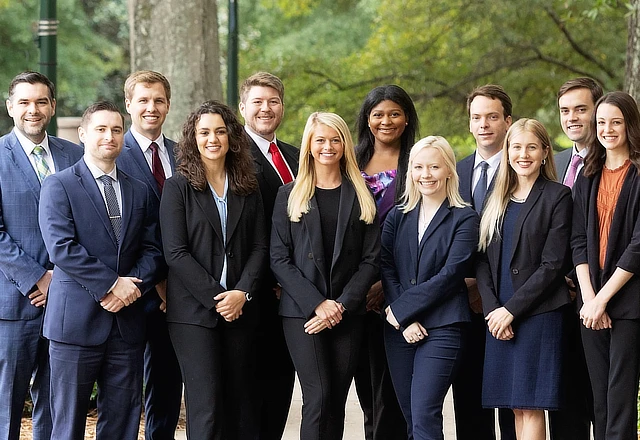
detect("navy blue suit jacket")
[39,158,164,346]
[0,131,82,320]
[381,201,478,329]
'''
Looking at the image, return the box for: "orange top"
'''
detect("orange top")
[597,160,632,269]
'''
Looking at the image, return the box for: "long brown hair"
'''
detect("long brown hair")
[176,100,257,195]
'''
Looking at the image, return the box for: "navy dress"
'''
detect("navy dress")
[482,201,564,410]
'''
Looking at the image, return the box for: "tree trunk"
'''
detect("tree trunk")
[128,0,222,138]
[626,0,640,103]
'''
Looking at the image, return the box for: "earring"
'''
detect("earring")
[405,122,408,126]
[542,158,547,165]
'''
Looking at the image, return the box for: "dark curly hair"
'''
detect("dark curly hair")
[176,100,257,195]
[583,91,640,177]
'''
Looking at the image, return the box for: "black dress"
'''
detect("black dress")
[482,201,564,410]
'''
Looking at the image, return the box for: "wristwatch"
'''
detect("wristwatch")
[245,292,253,302]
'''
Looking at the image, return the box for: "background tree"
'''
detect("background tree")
[626,0,640,100]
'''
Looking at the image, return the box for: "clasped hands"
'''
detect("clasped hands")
[215,289,247,322]
[100,276,142,313]
[384,306,428,344]
[486,306,514,340]
[304,300,344,334]
[579,296,611,330]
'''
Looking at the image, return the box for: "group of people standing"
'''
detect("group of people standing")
[1,67,640,440]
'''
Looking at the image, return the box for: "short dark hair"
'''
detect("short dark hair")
[584,91,640,177]
[80,101,124,128]
[557,77,603,104]
[8,71,55,101]
[467,84,512,119]
[239,72,284,104]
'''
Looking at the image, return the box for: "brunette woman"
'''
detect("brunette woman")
[160,101,267,439]
[572,91,640,440]
[477,118,572,440]
[270,112,379,440]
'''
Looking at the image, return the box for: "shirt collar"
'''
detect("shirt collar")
[474,149,501,170]
[244,125,278,157]
[84,156,118,182]
[14,127,51,157]
[130,127,165,154]
[573,144,588,159]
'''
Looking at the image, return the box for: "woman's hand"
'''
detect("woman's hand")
[580,296,608,330]
[366,281,384,313]
[214,289,246,322]
[385,306,400,330]
[304,315,330,334]
[402,322,428,344]
[486,307,514,340]
[314,300,343,328]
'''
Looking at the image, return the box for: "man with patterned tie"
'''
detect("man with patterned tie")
[39,101,164,440]
[455,84,515,440]
[0,71,83,440]
[239,72,299,440]
[117,70,182,440]
[549,77,603,440]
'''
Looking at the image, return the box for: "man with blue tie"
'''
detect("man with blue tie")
[0,71,83,440]
[117,70,182,440]
[454,84,515,440]
[39,101,164,440]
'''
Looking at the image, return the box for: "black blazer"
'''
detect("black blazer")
[457,153,498,211]
[270,179,380,319]
[381,202,478,329]
[476,177,572,319]
[160,174,268,328]
[572,166,640,319]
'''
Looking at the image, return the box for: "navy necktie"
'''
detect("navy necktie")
[473,161,489,213]
[98,175,122,244]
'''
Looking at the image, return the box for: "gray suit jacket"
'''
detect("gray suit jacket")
[554,148,572,183]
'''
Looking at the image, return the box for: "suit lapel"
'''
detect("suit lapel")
[49,137,75,171]
[118,171,133,246]
[303,194,328,284]
[226,190,244,245]
[76,160,118,246]
[604,166,635,267]
[509,177,544,264]
[5,132,42,200]
[124,131,162,200]
[194,186,224,245]
[418,201,449,252]
[165,138,177,173]
[405,206,420,275]
[278,141,299,177]
[331,180,355,268]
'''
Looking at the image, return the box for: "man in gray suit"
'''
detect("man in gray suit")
[0,71,82,439]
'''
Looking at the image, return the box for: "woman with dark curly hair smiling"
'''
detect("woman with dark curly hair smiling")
[159,100,267,440]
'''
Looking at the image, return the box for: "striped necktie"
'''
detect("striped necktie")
[32,145,52,182]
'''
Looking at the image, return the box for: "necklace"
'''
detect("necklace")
[509,194,526,203]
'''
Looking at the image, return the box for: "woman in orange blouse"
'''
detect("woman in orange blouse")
[571,91,640,440]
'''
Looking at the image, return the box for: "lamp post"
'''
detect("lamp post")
[227,0,238,111]
[39,0,58,135]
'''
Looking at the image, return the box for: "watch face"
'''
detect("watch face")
[245,292,252,302]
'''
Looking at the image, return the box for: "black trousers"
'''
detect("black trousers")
[169,321,258,440]
[283,315,364,440]
[581,319,640,440]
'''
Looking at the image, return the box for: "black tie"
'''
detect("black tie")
[98,175,122,244]
[473,161,489,213]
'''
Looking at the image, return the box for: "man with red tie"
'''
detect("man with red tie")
[117,70,182,440]
[239,72,299,440]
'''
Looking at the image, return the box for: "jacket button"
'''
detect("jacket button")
[512,268,519,275]
[228,252,234,258]
[308,253,313,259]
[410,279,416,285]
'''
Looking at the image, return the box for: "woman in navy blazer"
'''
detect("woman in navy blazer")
[271,112,379,440]
[160,101,267,440]
[381,136,478,440]
[477,119,572,440]
[572,91,640,440]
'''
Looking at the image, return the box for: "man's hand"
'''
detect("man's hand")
[465,278,483,314]
[29,270,53,307]
[366,281,384,313]
[100,292,125,313]
[214,289,246,322]
[385,306,400,330]
[111,276,142,306]
[156,279,167,313]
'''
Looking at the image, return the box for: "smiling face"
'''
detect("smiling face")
[310,124,344,170]
[508,130,548,181]
[125,82,170,140]
[6,82,56,144]
[559,88,595,151]
[469,95,512,158]
[79,110,124,168]
[239,85,284,141]
[196,113,229,167]
[368,99,407,148]
[596,103,628,155]
[410,146,451,201]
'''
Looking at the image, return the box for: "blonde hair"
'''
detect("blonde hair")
[287,112,376,224]
[400,136,467,213]
[124,70,171,101]
[478,118,557,251]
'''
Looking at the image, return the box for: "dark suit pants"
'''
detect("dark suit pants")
[169,321,258,440]
[0,317,51,440]
[581,319,640,440]
[48,325,144,440]
[283,315,364,440]
[354,311,407,440]
[385,323,467,440]
[256,290,295,440]
[549,309,592,440]
[144,306,183,440]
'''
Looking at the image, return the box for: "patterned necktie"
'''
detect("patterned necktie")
[32,145,51,182]
[149,142,166,193]
[563,154,583,189]
[473,161,489,213]
[269,142,293,184]
[98,175,122,244]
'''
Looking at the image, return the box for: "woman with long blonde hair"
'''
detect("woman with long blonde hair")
[270,112,379,440]
[477,118,572,440]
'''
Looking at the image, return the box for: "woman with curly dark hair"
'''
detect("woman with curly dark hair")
[160,100,267,440]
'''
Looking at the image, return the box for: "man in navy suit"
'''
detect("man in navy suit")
[0,71,83,440]
[454,85,515,440]
[39,101,164,440]
[117,70,182,440]
[239,72,299,440]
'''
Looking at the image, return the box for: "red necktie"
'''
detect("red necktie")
[269,142,293,184]
[149,142,166,193]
